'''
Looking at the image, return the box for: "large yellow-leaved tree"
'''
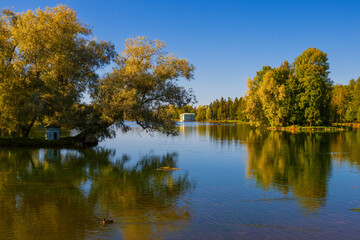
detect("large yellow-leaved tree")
[0,6,196,140]
[0,5,115,137]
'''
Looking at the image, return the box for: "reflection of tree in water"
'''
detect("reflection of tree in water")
[0,148,95,240]
[245,132,332,213]
[90,152,194,239]
[196,124,254,146]
[329,130,360,169]
[0,148,193,240]
[196,124,333,213]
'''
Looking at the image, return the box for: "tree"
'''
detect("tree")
[0,6,115,136]
[217,97,227,120]
[331,84,349,123]
[206,105,213,120]
[258,68,287,126]
[344,77,360,122]
[226,97,233,119]
[165,105,177,120]
[195,106,207,122]
[294,48,332,126]
[245,49,333,127]
[236,97,246,121]
[98,36,196,136]
[230,97,239,119]
[245,66,272,126]
[212,100,219,120]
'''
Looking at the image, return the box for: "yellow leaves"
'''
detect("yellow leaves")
[99,36,194,133]
[0,5,116,134]
[278,84,286,101]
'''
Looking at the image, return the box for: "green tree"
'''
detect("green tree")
[212,100,219,120]
[217,97,227,120]
[166,105,178,120]
[195,106,207,122]
[236,97,246,121]
[331,84,349,123]
[294,48,332,126]
[344,77,360,122]
[226,97,233,119]
[258,63,290,126]
[206,105,213,120]
[245,66,272,126]
[231,97,239,119]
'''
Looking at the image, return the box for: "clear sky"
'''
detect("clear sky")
[2,0,360,105]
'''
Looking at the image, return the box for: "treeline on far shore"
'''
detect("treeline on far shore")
[165,97,247,122]
[168,48,360,127]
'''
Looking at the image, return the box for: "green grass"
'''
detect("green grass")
[267,125,351,132]
[195,120,249,124]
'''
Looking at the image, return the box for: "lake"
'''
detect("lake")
[0,122,360,239]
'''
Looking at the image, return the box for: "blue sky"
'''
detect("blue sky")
[2,0,360,105]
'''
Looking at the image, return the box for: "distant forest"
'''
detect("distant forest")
[169,48,360,126]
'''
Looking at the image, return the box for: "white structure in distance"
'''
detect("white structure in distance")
[180,113,195,122]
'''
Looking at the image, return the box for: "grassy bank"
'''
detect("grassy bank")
[267,125,351,132]
[333,123,360,129]
[193,120,249,124]
[0,137,97,148]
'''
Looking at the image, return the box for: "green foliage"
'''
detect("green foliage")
[164,97,248,123]
[245,48,333,127]
[331,84,350,122]
[341,77,360,122]
[294,48,332,126]
[195,106,206,122]
[206,105,213,120]
[257,62,290,126]
[167,48,359,127]
[245,66,272,126]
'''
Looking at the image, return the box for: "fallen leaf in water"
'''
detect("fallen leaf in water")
[350,208,360,212]
[156,167,181,171]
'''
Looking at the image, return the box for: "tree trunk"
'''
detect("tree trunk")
[21,128,31,137]
[20,117,37,137]
[74,130,99,147]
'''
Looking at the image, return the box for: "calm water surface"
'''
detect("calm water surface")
[0,123,360,239]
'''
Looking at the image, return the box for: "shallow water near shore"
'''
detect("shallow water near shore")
[0,122,360,239]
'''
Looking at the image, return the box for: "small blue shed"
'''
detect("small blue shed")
[45,124,61,140]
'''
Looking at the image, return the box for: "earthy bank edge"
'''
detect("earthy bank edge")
[194,121,357,132]
[0,137,98,148]
[0,123,356,148]
[267,123,359,132]
[266,125,350,132]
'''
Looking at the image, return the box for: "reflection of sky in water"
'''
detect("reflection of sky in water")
[78,179,92,198]
[100,122,249,194]
[1,123,360,239]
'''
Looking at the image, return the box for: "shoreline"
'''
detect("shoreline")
[1,122,358,148]
[182,120,358,132]
[0,137,98,148]
[266,125,350,132]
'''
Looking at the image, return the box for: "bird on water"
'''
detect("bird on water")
[102,219,114,224]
